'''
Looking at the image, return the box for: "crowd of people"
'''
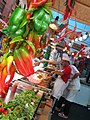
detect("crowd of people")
[34,44,81,119]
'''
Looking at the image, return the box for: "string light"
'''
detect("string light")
[67,51,70,54]
[79,54,81,57]
[82,32,88,40]
[72,52,74,55]
[71,40,74,43]
[87,55,89,58]
[75,37,78,41]
[89,33,90,37]
[63,47,67,51]
[79,35,83,41]
[68,43,72,46]
[71,32,90,44]
[65,47,67,50]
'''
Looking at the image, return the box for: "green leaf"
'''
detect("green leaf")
[43,6,53,18]
[27,8,35,13]
[20,17,28,28]
[3,51,10,59]
[2,27,9,35]
[25,40,36,55]
[45,2,52,6]
[23,24,29,38]
[0,49,2,53]
[10,36,24,44]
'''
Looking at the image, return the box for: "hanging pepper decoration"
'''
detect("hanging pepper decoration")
[0,0,53,92]
[64,0,75,20]
[0,56,16,95]
[33,7,51,35]
[28,0,38,9]
[28,0,47,9]
[51,0,56,6]
[57,0,76,41]
[40,35,48,49]
[34,34,41,50]
[14,47,34,77]
[32,0,47,8]
[2,7,27,38]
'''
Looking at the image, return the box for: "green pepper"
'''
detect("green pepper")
[33,7,51,35]
[7,25,19,33]
[9,7,26,25]
[14,26,26,37]
[2,7,27,38]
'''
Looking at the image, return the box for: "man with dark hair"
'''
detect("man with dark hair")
[56,65,81,119]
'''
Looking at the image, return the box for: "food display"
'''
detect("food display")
[27,73,43,84]
[27,72,47,84]
[0,0,55,119]
[0,89,41,120]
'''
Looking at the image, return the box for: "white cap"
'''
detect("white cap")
[62,53,70,62]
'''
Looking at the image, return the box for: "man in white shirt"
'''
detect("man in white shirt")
[56,65,81,119]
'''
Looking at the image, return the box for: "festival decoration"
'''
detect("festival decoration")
[0,0,54,96]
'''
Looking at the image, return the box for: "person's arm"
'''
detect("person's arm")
[34,61,40,66]
[71,72,80,80]
[41,59,57,65]
[51,70,64,76]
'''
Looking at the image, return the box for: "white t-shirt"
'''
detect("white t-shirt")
[68,65,81,90]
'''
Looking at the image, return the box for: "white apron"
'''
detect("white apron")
[63,78,81,102]
[52,77,68,100]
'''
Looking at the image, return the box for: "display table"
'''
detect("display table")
[1,80,44,120]
[0,70,52,120]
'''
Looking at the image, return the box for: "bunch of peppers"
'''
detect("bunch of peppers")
[2,7,27,38]
[0,0,54,96]
[27,31,42,50]
[64,0,75,20]
[0,55,15,96]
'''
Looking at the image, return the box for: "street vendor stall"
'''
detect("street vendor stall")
[0,0,56,119]
[0,70,53,120]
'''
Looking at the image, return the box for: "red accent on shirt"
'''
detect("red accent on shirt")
[61,65,71,83]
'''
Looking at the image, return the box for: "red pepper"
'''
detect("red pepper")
[19,47,34,75]
[26,13,32,20]
[14,47,34,77]
[63,7,69,20]
[6,56,14,74]
[0,63,15,95]
[28,0,38,9]
[26,0,31,8]
[32,0,47,8]
[27,46,34,56]
[52,0,56,6]
[0,108,5,113]
[0,56,15,94]
[34,36,41,50]
[3,109,8,115]
[27,31,34,42]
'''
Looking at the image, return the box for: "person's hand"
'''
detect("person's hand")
[34,62,40,66]
[50,71,55,75]
[41,59,47,63]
